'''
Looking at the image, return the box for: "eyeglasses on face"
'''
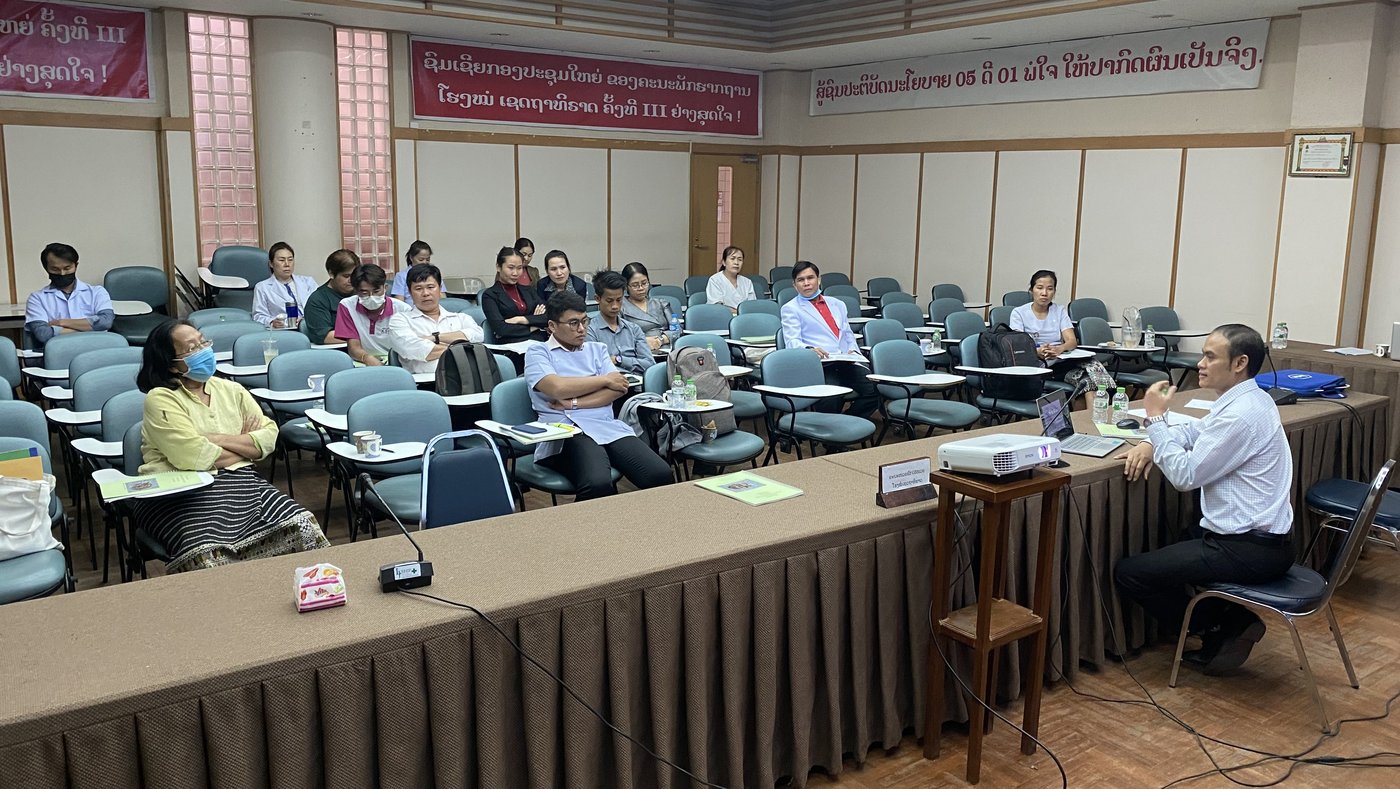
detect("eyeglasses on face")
[177,339,213,358]
[627,280,649,290]
[556,316,591,330]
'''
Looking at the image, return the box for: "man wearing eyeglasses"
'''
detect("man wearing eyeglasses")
[524,290,673,501]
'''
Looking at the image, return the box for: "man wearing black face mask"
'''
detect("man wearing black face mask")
[24,242,114,348]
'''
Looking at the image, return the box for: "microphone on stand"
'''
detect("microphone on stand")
[359,473,434,592]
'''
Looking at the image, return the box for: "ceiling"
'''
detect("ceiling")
[124,0,1313,70]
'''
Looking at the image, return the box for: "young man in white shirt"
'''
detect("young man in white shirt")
[1114,324,1292,674]
[779,260,878,419]
[384,263,483,375]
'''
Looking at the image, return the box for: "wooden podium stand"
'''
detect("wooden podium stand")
[923,467,1069,784]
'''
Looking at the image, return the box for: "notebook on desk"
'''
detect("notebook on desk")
[1036,390,1124,458]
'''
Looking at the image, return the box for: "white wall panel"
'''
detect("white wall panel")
[1075,149,1181,319]
[1340,143,1378,346]
[760,155,779,271]
[164,130,199,301]
[610,149,688,285]
[1271,156,1354,343]
[917,151,994,304]
[394,138,418,262]
[1174,147,1284,340]
[415,141,515,278]
[796,155,855,275]
[1364,144,1400,345]
[990,150,1081,303]
[852,153,919,290]
[518,146,608,274]
[774,154,800,271]
[5,126,162,299]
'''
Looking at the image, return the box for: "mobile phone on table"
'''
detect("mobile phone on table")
[511,423,547,435]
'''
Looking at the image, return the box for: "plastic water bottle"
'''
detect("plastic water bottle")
[1142,324,1156,351]
[1272,322,1289,350]
[1111,386,1129,424]
[1092,386,1110,424]
[669,312,680,335]
[670,374,685,408]
[706,341,716,361]
[685,377,698,404]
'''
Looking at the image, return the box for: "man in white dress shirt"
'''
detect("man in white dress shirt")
[384,263,483,375]
[1114,324,1292,673]
[779,260,877,419]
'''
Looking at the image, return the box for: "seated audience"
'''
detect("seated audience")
[706,245,756,314]
[132,319,330,573]
[619,261,679,350]
[390,239,432,300]
[1009,269,1079,363]
[514,236,541,287]
[525,291,673,501]
[587,269,655,375]
[481,246,548,342]
[780,260,878,419]
[537,249,588,300]
[302,249,359,344]
[25,242,113,348]
[385,263,483,375]
[252,242,318,328]
[335,263,406,366]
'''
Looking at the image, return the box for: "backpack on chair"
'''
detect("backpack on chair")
[435,340,503,397]
[667,345,737,436]
[976,323,1043,401]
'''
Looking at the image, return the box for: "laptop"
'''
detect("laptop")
[1036,390,1125,458]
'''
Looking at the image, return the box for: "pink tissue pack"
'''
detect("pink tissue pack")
[296,563,347,612]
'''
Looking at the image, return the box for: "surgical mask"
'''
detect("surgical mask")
[800,288,823,301]
[48,272,76,289]
[181,346,217,383]
[359,293,386,311]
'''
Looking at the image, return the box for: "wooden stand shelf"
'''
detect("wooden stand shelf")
[923,467,1070,784]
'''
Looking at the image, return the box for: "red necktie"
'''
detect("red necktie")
[810,297,840,338]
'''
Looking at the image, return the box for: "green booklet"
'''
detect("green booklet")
[695,471,803,506]
[98,471,206,501]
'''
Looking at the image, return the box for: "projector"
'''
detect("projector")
[938,434,1061,476]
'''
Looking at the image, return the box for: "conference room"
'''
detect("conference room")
[5,1,1400,787]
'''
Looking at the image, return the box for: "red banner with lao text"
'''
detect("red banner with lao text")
[0,0,149,100]
[411,37,761,137]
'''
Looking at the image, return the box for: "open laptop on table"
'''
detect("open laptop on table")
[1036,389,1124,458]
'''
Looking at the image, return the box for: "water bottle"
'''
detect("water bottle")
[685,377,698,404]
[1272,322,1289,350]
[930,327,943,345]
[670,374,684,408]
[285,301,301,329]
[1142,324,1156,351]
[1111,386,1129,424]
[706,341,716,361]
[1092,386,1110,424]
[669,312,680,335]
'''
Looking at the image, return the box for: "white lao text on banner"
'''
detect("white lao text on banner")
[810,19,1269,116]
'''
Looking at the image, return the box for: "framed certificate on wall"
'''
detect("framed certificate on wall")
[1289,133,1353,177]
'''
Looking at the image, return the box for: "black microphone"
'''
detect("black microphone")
[358,473,434,592]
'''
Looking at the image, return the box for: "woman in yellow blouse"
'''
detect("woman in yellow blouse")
[131,319,329,573]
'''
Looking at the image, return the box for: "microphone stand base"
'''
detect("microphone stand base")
[380,560,434,592]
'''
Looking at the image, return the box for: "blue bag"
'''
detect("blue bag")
[1255,369,1347,399]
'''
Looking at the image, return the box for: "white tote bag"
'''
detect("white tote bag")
[0,473,61,562]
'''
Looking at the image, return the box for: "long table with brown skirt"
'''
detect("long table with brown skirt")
[0,391,1386,789]
[1270,340,1400,460]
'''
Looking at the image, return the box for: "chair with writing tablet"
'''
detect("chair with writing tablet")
[768,266,794,288]
[685,303,732,333]
[35,332,129,389]
[989,305,1015,328]
[1077,317,1168,395]
[346,389,450,539]
[484,376,620,508]
[684,275,710,297]
[866,277,903,305]
[756,348,875,465]
[861,318,907,351]
[1068,297,1109,324]
[825,284,861,302]
[943,310,987,367]
[745,274,770,299]
[928,297,968,326]
[879,291,917,312]
[1137,305,1203,386]
[231,330,311,390]
[189,308,253,328]
[1002,290,1032,308]
[869,340,979,444]
[822,272,852,289]
[208,245,269,312]
[650,285,686,304]
[314,366,417,525]
[956,333,1049,422]
[775,287,798,306]
[738,299,780,318]
[687,291,709,308]
[439,297,475,315]
[931,283,965,303]
[0,437,73,604]
[882,301,925,330]
[104,266,169,346]
[1,335,21,397]
[263,349,356,497]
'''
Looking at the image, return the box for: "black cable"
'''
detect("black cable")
[398,589,730,789]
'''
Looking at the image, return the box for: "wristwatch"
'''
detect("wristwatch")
[432,331,440,344]
[1144,413,1169,428]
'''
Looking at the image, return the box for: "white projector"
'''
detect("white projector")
[938,435,1061,476]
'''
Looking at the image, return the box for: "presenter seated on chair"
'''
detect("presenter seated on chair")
[302,249,360,345]
[482,246,549,343]
[25,242,114,349]
[587,270,655,376]
[524,291,673,501]
[779,260,879,419]
[706,246,757,315]
[251,242,318,329]
[1114,325,1292,674]
[336,263,409,367]
[385,263,484,375]
[131,319,330,574]
[1009,269,1079,367]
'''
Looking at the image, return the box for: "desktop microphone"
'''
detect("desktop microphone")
[358,473,435,592]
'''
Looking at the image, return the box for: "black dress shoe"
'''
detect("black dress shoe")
[1203,621,1266,675]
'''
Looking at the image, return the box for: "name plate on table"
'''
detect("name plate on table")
[876,457,936,508]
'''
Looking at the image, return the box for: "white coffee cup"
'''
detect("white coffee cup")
[307,374,326,393]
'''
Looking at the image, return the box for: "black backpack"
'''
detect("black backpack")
[435,340,503,397]
[976,323,1042,401]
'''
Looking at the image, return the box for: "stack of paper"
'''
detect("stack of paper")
[97,471,205,501]
[695,471,803,506]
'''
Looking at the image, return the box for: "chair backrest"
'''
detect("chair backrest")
[958,334,984,390]
[738,299,780,317]
[348,390,450,446]
[104,266,169,311]
[775,287,798,306]
[673,333,720,352]
[209,245,271,287]
[488,376,538,425]
[730,312,780,343]
[883,302,925,329]
[833,294,862,320]
[870,340,925,400]
[825,283,861,301]
[67,346,144,384]
[100,390,146,443]
[439,297,474,314]
[1077,316,1115,346]
[861,318,906,348]
[0,385,11,401]
[685,303,732,332]
[0,401,50,453]
[650,285,686,303]
[867,277,902,300]
[1324,460,1397,596]
[1068,298,1109,323]
[460,304,487,326]
[42,332,129,376]
[821,272,852,289]
[929,297,966,325]
[421,430,515,529]
[0,335,19,391]
[759,348,826,412]
[880,291,917,309]
[233,329,311,365]
[744,274,770,299]
[682,291,705,308]
[72,364,139,414]
[643,361,670,394]
[931,283,965,302]
[201,320,267,354]
[188,308,253,328]
[652,294,682,319]
[944,311,985,341]
[324,365,416,415]
[122,420,143,475]
[768,266,794,286]
[1002,290,1032,307]
[1137,306,1182,346]
[683,275,710,296]
[989,305,1014,328]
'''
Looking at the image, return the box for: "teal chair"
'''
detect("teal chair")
[943,311,986,366]
[460,304,487,326]
[0,335,20,396]
[440,297,474,314]
[869,340,980,444]
[989,305,1014,328]
[776,287,798,306]
[866,277,903,304]
[319,365,417,525]
[0,437,72,603]
[879,291,917,311]
[928,297,967,325]
[486,377,619,507]
[825,284,861,302]
[738,300,779,318]
[348,390,451,536]
[189,307,252,328]
[931,283,965,302]
[674,420,765,479]
[104,266,169,345]
[68,347,143,386]
[38,332,129,387]
[833,294,863,322]
[683,275,709,297]
[264,349,356,496]
[687,291,708,308]
[655,294,683,320]
[860,318,907,351]
[1068,298,1109,323]
[821,272,852,289]
[768,266,794,287]
[231,329,312,389]
[1077,317,1168,395]
[417,430,515,529]
[882,302,925,330]
[957,334,1046,421]
[744,274,769,299]
[201,320,267,355]
[1138,305,1203,386]
[685,303,731,333]
[643,361,670,395]
[209,245,269,312]
[651,285,686,304]
[755,348,875,465]
[1003,290,1032,307]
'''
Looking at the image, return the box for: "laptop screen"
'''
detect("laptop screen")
[1037,390,1072,439]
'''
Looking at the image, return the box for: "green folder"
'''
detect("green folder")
[98,471,205,501]
[695,471,803,506]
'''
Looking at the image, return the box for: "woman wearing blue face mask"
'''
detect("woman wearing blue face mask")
[129,319,329,574]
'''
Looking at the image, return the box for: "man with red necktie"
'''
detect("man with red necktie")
[779,260,879,419]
